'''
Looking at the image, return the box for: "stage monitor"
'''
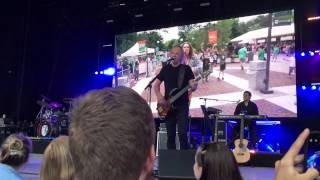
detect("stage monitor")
[115,9,296,118]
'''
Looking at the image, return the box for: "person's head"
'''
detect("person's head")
[0,133,32,169]
[170,46,184,66]
[243,91,252,102]
[194,143,243,180]
[182,42,193,58]
[69,87,155,180]
[40,136,74,180]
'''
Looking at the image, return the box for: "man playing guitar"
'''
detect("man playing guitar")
[154,46,198,150]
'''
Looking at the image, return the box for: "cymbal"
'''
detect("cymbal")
[49,102,62,109]
[40,94,51,102]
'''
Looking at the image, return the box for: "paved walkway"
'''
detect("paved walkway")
[131,54,297,118]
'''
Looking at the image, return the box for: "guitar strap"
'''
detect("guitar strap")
[177,65,186,89]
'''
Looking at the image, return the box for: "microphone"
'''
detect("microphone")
[166,57,175,62]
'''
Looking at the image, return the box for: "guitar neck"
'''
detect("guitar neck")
[168,85,190,104]
[167,74,202,104]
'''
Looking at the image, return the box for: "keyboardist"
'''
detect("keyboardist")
[233,91,259,150]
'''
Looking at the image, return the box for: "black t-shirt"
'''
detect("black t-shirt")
[234,101,259,115]
[157,64,194,105]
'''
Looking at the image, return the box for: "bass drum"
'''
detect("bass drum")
[37,120,52,137]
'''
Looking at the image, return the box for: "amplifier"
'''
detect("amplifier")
[156,129,180,156]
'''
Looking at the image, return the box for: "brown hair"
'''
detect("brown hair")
[69,86,155,180]
[182,42,194,59]
[195,143,243,180]
[40,136,74,180]
[0,133,32,167]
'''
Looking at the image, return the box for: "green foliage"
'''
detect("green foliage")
[116,31,164,55]
[116,33,138,55]
[164,39,179,51]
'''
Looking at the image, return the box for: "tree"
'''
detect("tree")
[231,19,248,39]
[116,33,138,55]
[137,31,164,51]
[164,39,179,51]
[215,19,234,47]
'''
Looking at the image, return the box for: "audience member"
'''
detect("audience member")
[0,133,32,180]
[69,87,155,180]
[275,128,319,180]
[193,142,243,180]
[40,136,74,180]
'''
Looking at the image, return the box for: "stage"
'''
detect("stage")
[20,153,276,180]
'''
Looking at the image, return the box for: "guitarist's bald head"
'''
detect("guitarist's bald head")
[171,46,184,65]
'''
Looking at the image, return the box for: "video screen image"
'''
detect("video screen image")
[115,10,296,118]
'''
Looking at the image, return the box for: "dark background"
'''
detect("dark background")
[0,0,319,130]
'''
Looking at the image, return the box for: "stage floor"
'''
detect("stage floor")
[19,154,275,180]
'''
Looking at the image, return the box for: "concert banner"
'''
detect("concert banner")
[208,30,218,44]
[138,40,146,53]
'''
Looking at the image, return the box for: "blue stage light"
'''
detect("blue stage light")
[95,71,98,75]
[103,67,116,76]
[301,52,305,57]
[312,86,317,90]
[100,71,104,74]
[302,86,307,90]
[310,51,315,56]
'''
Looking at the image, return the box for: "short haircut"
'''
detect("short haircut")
[244,91,252,97]
[0,133,32,167]
[69,87,155,180]
[196,143,243,180]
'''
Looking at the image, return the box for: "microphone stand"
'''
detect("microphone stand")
[199,97,240,103]
[199,97,240,143]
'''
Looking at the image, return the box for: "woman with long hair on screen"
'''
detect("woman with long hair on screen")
[181,42,201,106]
[193,142,243,180]
[0,133,32,180]
[40,136,74,180]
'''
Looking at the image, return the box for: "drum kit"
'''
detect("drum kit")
[35,95,73,137]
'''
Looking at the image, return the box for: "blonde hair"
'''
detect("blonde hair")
[0,133,32,167]
[40,136,74,180]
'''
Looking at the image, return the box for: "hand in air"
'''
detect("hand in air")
[275,128,319,180]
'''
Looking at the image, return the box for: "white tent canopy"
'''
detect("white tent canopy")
[120,42,155,57]
[231,24,294,43]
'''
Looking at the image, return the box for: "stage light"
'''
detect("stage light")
[134,14,143,18]
[102,44,112,47]
[106,19,114,23]
[310,51,315,56]
[302,86,307,90]
[94,71,98,75]
[307,16,320,21]
[200,2,210,6]
[103,67,116,76]
[301,52,305,57]
[312,85,317,90]
[173,7,183,12]
[100,71,104,74]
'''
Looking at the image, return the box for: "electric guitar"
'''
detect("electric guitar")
[157,72,209,119]
[233,116,250,163]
